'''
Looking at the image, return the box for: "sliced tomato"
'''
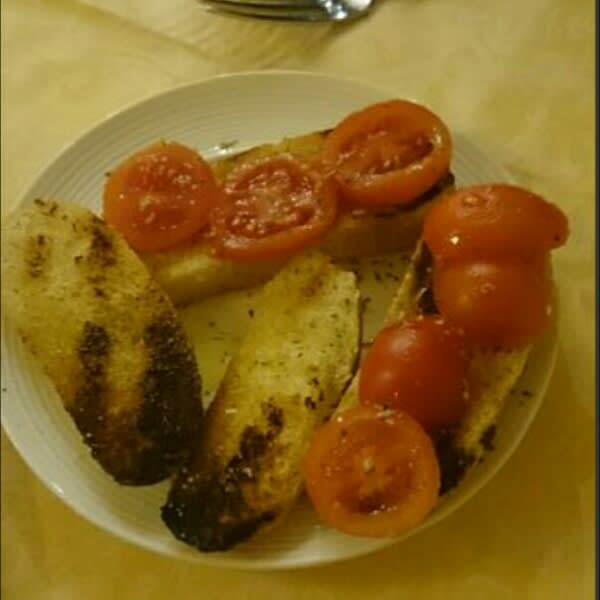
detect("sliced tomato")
[433,259,552,348]
[209,155,338,261]
[359,315,468,432]
[322,100,452,207]
[304,405,440,538]
[423,184,569,262]
[103,141,222,252]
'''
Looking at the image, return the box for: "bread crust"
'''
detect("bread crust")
[1,200,203,484]
[162,252,360,551]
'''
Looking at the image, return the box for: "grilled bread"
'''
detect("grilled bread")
[1,200,203,485]
[140,132,455,306]
[162,252,360,551]
[337,242,531,491]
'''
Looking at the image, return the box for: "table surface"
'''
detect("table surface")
[1,1,594,598]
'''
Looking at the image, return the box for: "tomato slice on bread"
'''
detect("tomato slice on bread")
[103,141,221,252]
[210,155,338,261]
[322,100,452,207]
[359,315,468,432]
[433,258,552,348]
[304,405,440,538]
[423,184,569,262]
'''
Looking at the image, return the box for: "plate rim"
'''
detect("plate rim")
[4,69,409,219]
[0,70,557,570]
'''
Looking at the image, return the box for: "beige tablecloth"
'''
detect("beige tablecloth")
[1,0,594,598]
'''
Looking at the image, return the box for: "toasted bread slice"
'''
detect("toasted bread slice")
[1,200,203,484]
[337,242,531,492]
[140,131,455,306]
[162,252,360,551]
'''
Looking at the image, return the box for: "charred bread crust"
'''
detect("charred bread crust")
[1,200,203,484]
[162,406,284,551]
[162,253,360,551]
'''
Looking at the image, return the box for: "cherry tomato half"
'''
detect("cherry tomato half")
[322,100,452,207]
[303,405,440,538]
[423,184,569,262]
[209,155,338,261]
[103,141,222,252]
[433,259,552,348]
[359,315,468,432]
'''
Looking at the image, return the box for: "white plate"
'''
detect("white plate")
[0,71,558,569]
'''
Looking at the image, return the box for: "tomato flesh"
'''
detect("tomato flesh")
[423,184,569,262]
[103,141,221,252]
[359,316,468,432]
[433,259,552,348]
[210,155,338,260]
[322,100,452,207]
[304,405,440,538]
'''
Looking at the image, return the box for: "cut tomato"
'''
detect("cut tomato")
[423,184,569,262]
[210,155,338,261]
[103,141,222,252]
[303,405,440,538]
[322,100,452,207]
[433,259,552,348]
[359,316,468,432]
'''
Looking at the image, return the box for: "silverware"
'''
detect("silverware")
[198,0,374,22]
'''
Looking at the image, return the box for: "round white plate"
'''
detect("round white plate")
[1,71,557,569]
